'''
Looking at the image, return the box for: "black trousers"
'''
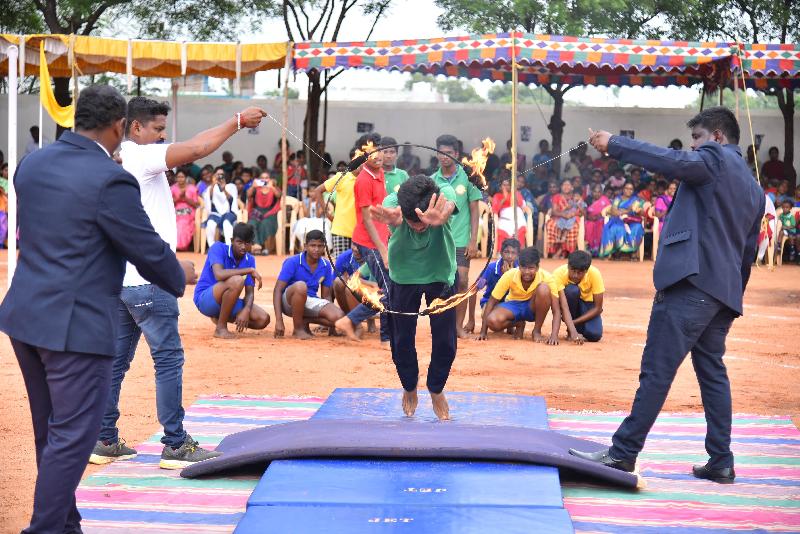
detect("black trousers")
[12,339,113,534]
[610,281,737,469]
[387,280,457,394]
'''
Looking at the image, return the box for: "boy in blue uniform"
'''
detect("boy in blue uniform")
[193,223,270,339]
[478,238,520,308]
[333,245,378,334]
[273,229,344,339]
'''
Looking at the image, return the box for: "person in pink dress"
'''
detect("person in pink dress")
[584,184,610,256]
[171,168,200,251]
[654,180,677,232]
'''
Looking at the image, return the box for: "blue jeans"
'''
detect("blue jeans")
[99,284,187,448]
[610,281,736,469]
[347,243,390,342]
[563,284,603,341]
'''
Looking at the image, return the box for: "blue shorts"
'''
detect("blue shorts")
[194,286,245,319]
[498,299,536,322]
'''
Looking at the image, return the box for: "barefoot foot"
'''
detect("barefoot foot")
[463,320,475,334]
[430,391,450,420]
[366,318,377,334]
[292,329,314,340]
[456,328,470,339]
[214,327,236,339]
[402,389,418,417]
[513,323,525,340]
[532,330,545,343]
[334,317,361,342]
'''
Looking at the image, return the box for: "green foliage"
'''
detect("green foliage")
[686,89,800,110]
[405,73,484,103]
[487,84,554,104]
[263,87,299,99]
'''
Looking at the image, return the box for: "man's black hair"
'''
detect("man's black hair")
[241,167,253,176]
[769,146,779,154]
[436,134,459,151]
[232,222,255,243]
[125,96,170,135]
[397,174,439,223]
[686,106,740,144]
[74,84,127,131]
[355,133,382,149]
[518,246,540,267]
[567,250,592,271]
[669,138,683,150]
[381,136,397,148]
[257,154,267,162]
[501,238,521,252]
[305,229,325,244]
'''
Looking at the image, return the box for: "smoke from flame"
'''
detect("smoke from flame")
[461,138,496,190]
[346,271,385,312]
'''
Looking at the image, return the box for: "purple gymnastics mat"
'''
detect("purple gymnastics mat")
[180,419,639,488]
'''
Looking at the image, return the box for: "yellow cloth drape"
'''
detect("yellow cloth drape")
[39,42,74,128]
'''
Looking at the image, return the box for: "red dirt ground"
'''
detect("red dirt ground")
[1,250,798,532]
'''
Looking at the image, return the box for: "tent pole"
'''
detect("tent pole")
[719,86,724,106]
[511,31,519,237]
[279,42,293,255]
[7,45,19,287]
[38,103,43,148]
[171,79,179,143]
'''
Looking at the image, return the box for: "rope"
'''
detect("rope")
[737,45,761,186]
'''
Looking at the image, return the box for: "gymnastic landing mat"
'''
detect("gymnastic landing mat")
[76,395,800,533]
[233,504,574,534]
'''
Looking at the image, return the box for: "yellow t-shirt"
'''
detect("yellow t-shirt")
[324,172,356,238]
[491,268,558,302]
[552,264,605,302]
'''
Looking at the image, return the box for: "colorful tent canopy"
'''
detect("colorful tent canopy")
[293,32,738,90]
[737,43,800,90]
[0,34,287,79]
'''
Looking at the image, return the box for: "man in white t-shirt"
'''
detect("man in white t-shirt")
[202,167,241,246]
[91,97,267,469]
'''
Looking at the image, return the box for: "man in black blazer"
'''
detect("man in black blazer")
[0,85,185,533]
[570,107,764,484]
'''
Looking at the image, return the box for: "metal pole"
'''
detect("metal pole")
[511,32,519,236]
[38,103,43,148]
[279,42,293,255]
[171,79,179,143]
[7,45,19,287]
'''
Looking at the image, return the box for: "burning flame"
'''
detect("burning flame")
[354,140,379,162]
[426,287,477,315]
[346,271,385,312]
[461,137,496,190]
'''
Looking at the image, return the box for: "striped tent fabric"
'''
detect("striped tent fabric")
[76,395,800,533]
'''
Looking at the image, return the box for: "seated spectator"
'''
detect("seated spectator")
[397,142,421,173]
[778,199,799,263]
[0,182,7,248]
[170,169,200,251]
[531,139,551,170]
[546,179,585,258]
[240,167,254,199]
[517,174,536,209]
[654,180,676,232]
[571,175,589,199]
[185,160,202,181]
[202,168,240,247]
[638,179,656,203]
[197,165,213,195]
[273,229,344,340]
[563,149,583,179]
[585,184,611,257]
[776,179,793,206]
[553,251,604,343]
[273,140,289,173]
[593,151,612,173]
[478,238,520,309]
[293,194,332,252]
[233,177,245,200]
[335,160,348,173]
[193,223,270,339]
[221,150,234,174]
[232,160,244,180]
[761,146,786,182]
[0,162,8,194]
[332,246,381,337]
[477,247,561,344]
[492,178,529,250]
[599,181,645,259]
[794,185,800,208]
[629,167,643,190]
[247,172,281,255]
[286,152,305,199]
[668,138,683,151]
[256,154,269,174]
[536,180,559,213]
[606,166,626,189]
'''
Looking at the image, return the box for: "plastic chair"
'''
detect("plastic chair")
[193,197,206,254]
[542,209,585,258]
[650,205,661,263]
[276,196,301,256]
[477,200,493,258]
[776,206,800,266]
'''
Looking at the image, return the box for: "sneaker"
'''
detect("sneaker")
[89,438,138,465]
[159,434,222,470]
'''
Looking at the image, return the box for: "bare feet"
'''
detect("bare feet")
[456,327,470,339]
[381,340,391,351]
[367,318,377,334]
[214,327,236,339]
[334,316,361,342]
[292,329,313,340]
[532,330,545,343]
[402,389,418,417]
[430,391,450,421]
[513,323,525,340]
[463,320,475,334]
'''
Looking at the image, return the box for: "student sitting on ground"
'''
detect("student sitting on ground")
[273,229,344,339]
[552,250,605,343]
[333,245,377,334]
[477,246,561,344]
[193,223,270,339]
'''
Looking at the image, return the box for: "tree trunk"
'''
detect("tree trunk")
[776,87,796,188]
[304,69,323,186]
[53,76,72,139]
[544,85,569,179]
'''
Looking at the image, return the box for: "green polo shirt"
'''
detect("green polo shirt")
[384,166,410,195]
[383,184,457,286]
[430,166,482,247]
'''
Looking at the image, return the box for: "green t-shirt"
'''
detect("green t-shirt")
[385,166,410,195]
[430,166,482,247]
[383,184,457,286]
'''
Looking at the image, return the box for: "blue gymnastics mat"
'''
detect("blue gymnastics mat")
[311,388,550,428]
[247,458,563,508]
[233,504,574,534]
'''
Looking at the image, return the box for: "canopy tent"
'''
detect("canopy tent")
[736,43,800,90]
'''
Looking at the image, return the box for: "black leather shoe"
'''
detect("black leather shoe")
[568,447,635,473]
[692,464,735,484]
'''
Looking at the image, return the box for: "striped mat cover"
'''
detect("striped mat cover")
[76,395,800,533]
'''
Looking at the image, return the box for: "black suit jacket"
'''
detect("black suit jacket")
[608,136,764,315]
[0,131,185,356]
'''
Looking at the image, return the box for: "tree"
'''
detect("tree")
[405,73,484,103]
[1,0,277,137]
[435,0,689,175]
[487,84,553,105]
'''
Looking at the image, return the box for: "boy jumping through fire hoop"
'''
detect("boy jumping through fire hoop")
[369,174,459,420]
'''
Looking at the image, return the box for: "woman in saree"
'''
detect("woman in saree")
[170,169,200,251]
[546,179,585,258]
[492,177,529,250]
[584,184,610,256]
[654,180,677,232]
[599,181,645,259]
[247,172,282,255]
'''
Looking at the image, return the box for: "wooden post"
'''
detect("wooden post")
[278,42,293,255]
[7,45,18,286]
[511,32,519,235]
